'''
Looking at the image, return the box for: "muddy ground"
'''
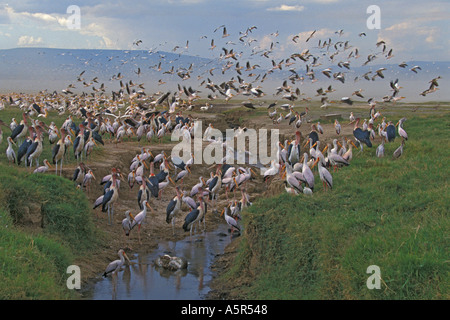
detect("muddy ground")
[58,102,359,298]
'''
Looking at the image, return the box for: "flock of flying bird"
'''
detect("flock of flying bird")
[0,24,434,278]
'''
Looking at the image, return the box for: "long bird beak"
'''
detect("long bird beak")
[337,141,343,148]
[143,161,149,169]
[146,202,151,209]
[395,121,399,127]
[169,177,176,186]
[303,139,310,148]
[322,145,328,153]
[129,212,135,221]
[351,141,358,148]
[124,252,131,264]
[311,157,320,169]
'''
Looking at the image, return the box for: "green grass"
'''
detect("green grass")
[218,114,449,300]
[0,212,75,299]
[0,162,102,299]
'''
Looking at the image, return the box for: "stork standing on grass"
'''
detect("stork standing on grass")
[52,128,67,176]
[396,118,408,141]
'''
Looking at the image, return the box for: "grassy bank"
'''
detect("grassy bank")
[0,163,101,299]
[216,114,449,299]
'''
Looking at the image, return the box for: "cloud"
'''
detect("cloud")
[4,6,68,29]
[267,4,305,12]
[17,35,43,46]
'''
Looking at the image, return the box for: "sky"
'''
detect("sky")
[0,0,449,63]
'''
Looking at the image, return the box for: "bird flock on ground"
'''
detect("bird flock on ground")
[0,24,435,278]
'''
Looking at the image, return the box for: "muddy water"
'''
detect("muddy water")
[81,223,234,300]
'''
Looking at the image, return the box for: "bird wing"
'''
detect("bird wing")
[166,198,177,223]
[102,189,114,212]
[10,124,24,140]
[183,209,199,231]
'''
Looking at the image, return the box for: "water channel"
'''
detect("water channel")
[81,223,234,300]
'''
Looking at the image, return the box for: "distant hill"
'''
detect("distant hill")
[0,47,448,102]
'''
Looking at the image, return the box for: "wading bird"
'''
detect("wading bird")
[102,249,131,278]
[221,204,240,237]
[166,186,184,235]
[52,128,68,176]
[130,200,151,244]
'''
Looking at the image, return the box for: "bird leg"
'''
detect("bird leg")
[138,224,142,245]
[111,205,114,224]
